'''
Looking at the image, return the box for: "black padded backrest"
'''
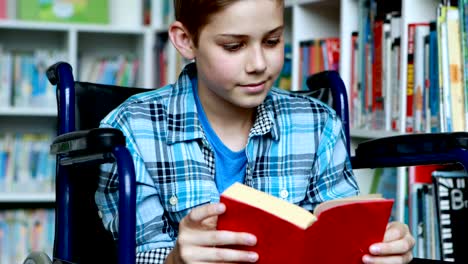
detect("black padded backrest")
[74,82,150,130]
[62,82,149,263]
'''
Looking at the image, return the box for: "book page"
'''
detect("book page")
[313,194,383,217]
[222,183,317,229]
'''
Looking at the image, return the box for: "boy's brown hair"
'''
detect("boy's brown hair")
[174,0,283,46]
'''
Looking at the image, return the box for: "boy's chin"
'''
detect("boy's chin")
[235,95,268,109]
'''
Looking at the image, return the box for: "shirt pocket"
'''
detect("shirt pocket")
[159,179,215,221]
[251,173,310,205]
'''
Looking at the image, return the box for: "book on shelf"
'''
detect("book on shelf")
[428,21,441,133]
[352,2,401,131]
[0,0,5,19]
[0,209,54,264]
[0,47,12,107]
[438,4,452,132]
[408,165,444,259]
[461,0,468,131]
[17,0,109,24]
[445,6,465,132]
[298,38,339,91]
[413,24,429,133]
[0,133,55,193]
[217,183,393,264]
[432,168,468,263]
[406,23,429,133]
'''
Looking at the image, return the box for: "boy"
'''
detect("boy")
[95,0,415,263]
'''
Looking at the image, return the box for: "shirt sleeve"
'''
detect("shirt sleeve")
[307,114,360,208]
[136,248,172,264]
[94,109,177,254]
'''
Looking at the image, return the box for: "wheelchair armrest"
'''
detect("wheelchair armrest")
[351,132,468,169]
[50,128,126,165]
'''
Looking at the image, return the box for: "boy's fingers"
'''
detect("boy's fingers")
[187,203,226,223]
[369,236,415,256]
[362,252,413,264]
[178,230,257,248]
[383,222,409,242]
[179,246,258,263]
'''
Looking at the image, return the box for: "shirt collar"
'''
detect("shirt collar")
[166,62,279,145]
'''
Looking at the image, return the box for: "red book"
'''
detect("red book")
[406,23,429,132]
[325,38,340,71]
[217,183,394,264]
[372,20,384,114]
[0,0,6,19]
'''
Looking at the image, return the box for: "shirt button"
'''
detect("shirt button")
[280,189,289,199]
[169,195,178,205]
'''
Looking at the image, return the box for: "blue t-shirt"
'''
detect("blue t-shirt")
[192,77,247,193]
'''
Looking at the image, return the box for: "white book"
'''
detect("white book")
[438,5,451,132]
[391,39,401,132]
[413,25,430,133]
[0,50,12,108]
[446,7,465,132]
[110,0,142,27]
[383,21,393,131]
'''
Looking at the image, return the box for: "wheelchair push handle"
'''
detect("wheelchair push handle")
[46,61,73,85]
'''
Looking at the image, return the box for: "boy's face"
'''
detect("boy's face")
[193,0,284,110]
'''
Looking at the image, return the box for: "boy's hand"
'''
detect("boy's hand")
[362,221,416,264]
[167,203,259,264]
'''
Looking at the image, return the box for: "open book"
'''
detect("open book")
[217,183,394,264]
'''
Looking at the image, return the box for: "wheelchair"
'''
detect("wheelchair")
[23,62,465,263]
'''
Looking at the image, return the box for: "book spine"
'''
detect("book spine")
[372,20,384,129]
[461,0,468,131]
[432,171,468,262]
[429,22,440,133]
[446,7,465,131]
[413,25,430,133]
[406,23,429,132]
[406,24,416,133]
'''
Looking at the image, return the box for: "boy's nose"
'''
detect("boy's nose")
[245,46,267,73]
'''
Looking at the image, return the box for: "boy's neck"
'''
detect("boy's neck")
[198,89,256,151]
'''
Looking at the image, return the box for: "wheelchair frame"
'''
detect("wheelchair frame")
[26,62,468,264]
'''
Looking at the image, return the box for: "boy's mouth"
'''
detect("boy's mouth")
[240,80,267,87]
[239,80,268,93]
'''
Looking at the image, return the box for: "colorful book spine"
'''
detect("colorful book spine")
[429,22,440,133]
[432,169,468,262]
[406,23,429,133]
[446,7,465,132]
[461,0,468,131]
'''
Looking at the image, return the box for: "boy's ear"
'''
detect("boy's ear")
[168,21,196,60]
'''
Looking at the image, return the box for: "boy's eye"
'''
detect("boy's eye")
[223,43,244,52]
[264,38,281,47]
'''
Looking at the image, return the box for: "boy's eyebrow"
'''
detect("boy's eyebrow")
[217,25,284,38]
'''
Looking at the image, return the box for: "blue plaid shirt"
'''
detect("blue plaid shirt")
[95,63,359,263]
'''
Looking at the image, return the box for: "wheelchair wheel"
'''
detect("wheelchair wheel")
[23,251,53,264]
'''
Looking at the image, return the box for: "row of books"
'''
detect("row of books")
[297,38,340,91]
[408,165,468,262]
[78,56,140,87]
[350,0,468,133]
[0,133,56,193]
[274,44,292,91]
[144,0,174,27]
[0,48,66,109]
[154,34,191,88]
[0,209,54,264]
